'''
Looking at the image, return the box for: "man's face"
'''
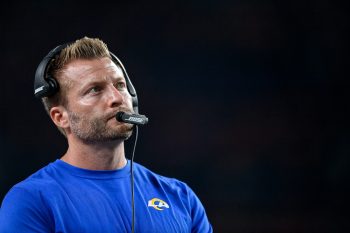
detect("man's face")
[61,57,134,143]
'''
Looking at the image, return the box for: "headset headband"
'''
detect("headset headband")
[33,43,139,113]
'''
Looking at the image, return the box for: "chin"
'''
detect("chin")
[110,124,134,140]
[108,131,133,141]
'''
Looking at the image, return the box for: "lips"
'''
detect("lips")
[106,108,133,121]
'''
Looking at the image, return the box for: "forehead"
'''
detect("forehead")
[61,57,124,82]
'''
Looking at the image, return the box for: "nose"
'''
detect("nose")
[106,84,124,107]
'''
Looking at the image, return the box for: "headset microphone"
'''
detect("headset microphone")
[116,112,148,233]
[116,111,148,233]
[116,112,148,125]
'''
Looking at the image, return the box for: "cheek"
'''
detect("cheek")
[65,91,98,109]
[125,94,134,109]
[78,97,99,106]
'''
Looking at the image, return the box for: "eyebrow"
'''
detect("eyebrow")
[79,76,125,91]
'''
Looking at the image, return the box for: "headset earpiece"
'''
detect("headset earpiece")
[34,44,68,98]
[46,76,59,95]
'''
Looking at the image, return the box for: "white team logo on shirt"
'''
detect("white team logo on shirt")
[148,198,170,211]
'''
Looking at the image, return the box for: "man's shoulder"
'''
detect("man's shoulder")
[6,161,58,197]
[133,162,190,193]
[0,163,56,232]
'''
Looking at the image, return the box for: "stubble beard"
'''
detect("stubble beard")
[68,111,133,143]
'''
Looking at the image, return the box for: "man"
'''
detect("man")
[0,37,212,233]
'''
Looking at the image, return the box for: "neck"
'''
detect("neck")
[61,137,127,170]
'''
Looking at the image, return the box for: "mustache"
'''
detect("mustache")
[105,107,134,120]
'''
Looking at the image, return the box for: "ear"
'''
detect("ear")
[50,106,69,129]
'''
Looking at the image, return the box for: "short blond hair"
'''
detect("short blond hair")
[41,37,112,136]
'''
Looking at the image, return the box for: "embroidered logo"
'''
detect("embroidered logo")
[148,198,170,211]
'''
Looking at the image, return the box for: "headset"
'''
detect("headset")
[33,43,139,114]
[33,42,146,233]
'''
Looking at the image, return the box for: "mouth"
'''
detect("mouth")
[106,109,133,122]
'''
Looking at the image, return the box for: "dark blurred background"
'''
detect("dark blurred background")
[0,0,349,232]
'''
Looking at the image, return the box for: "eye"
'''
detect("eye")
[115,81,126,91]
[87,86,102,94]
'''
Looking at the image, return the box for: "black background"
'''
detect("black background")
[0,1,349,232]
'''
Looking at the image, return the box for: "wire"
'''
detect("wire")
[130,125,138,233]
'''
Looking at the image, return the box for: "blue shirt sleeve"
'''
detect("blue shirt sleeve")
[186,185,213,233]
[0,186,52,233]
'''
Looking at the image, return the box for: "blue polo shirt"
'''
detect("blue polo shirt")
[0,160,212,233]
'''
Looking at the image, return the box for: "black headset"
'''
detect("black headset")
[33,43,139,113]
